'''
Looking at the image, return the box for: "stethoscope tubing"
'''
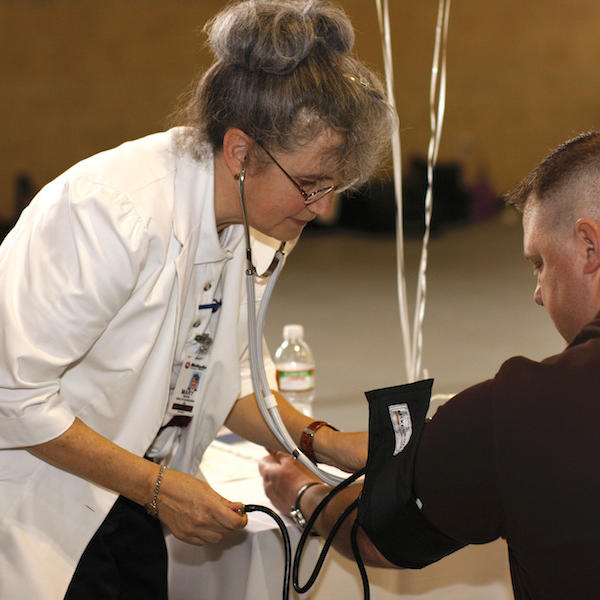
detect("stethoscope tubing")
[238,165,345,487]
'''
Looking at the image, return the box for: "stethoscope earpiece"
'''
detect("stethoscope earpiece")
[233,157,248,181]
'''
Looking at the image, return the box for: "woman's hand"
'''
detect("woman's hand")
[157,468,247,545]
[314,429,368,473]
[226,392,369,474]
[27,418,247,547]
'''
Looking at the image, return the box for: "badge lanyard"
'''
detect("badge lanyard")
[167,278,224,423]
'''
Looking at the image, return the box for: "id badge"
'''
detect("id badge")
[168,352,207,418]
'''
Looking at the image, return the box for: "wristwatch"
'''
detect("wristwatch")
[299,421,339,463]
[289,482,322,529]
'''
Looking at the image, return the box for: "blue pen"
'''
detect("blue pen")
[198,300,222,313]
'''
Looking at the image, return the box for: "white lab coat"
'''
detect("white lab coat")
[0,129,281,599]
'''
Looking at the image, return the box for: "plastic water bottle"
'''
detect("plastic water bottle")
[274,324,315,415]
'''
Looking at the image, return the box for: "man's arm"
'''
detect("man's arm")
[28,418,247,545]
[258,380,503,571]
[258,451,398,568]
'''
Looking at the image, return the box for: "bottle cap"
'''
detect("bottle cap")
[283,324,304,340]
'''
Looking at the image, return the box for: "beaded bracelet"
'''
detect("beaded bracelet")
[145,464,166,518]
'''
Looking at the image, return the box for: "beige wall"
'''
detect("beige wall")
[2,0,600,220]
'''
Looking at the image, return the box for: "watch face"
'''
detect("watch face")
[290,507,307,529]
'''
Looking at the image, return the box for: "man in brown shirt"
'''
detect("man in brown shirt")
[260,131,600,599]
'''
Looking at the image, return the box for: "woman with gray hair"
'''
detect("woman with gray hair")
[0,1,395,598]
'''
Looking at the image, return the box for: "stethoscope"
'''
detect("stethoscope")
[237,161,346,487]
[237,160,372,600]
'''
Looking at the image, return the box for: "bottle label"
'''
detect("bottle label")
[276,369,315,392]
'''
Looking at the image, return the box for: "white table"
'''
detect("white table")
[167,436,513,600]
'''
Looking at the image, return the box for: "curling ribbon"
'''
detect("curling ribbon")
[375,0,413,381]
[375,0,451,382]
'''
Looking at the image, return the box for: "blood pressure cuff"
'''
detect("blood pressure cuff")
[357,379,466,568]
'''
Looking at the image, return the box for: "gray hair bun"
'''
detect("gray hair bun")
[205,0,355,75]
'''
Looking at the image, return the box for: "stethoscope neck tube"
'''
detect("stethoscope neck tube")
[238,163,255,270]
[237,159,344,487]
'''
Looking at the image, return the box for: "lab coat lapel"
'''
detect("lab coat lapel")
[172,152,216,329]
[170,151,242,474]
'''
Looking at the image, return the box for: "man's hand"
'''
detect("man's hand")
[258,449,398,568]
[258,450,320,516]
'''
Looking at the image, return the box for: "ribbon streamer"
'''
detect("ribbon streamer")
[411,0,451,381]
[375,0,413,381]
[375,0,451,382]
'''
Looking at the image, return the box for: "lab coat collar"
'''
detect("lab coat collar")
[174,137,290,273]
[172,145,287,273]
[172,149,244,265]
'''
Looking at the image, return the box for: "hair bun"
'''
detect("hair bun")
[206,0,355,75]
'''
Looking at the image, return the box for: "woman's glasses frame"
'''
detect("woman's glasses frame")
[255,141,338,206]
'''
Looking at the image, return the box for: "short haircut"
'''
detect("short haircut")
[507,131,600,215]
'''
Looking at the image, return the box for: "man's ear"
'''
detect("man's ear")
[222,128,252,177]
[575,218,600,274]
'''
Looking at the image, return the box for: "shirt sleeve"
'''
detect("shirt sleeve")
[0,174,149,448]
[414,379,504,544]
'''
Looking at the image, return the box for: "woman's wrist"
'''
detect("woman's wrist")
[311,423,339,465]
[316,430,369,473]
[145,464,167,518]
[301,420,339,465]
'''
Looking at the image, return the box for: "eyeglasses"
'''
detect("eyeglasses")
[256,141,338,206]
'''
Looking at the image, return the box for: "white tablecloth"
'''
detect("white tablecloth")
[167,437,513,600]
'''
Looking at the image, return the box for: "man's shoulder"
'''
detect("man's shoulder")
[491,333,600,415]
[496,330,600,380]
